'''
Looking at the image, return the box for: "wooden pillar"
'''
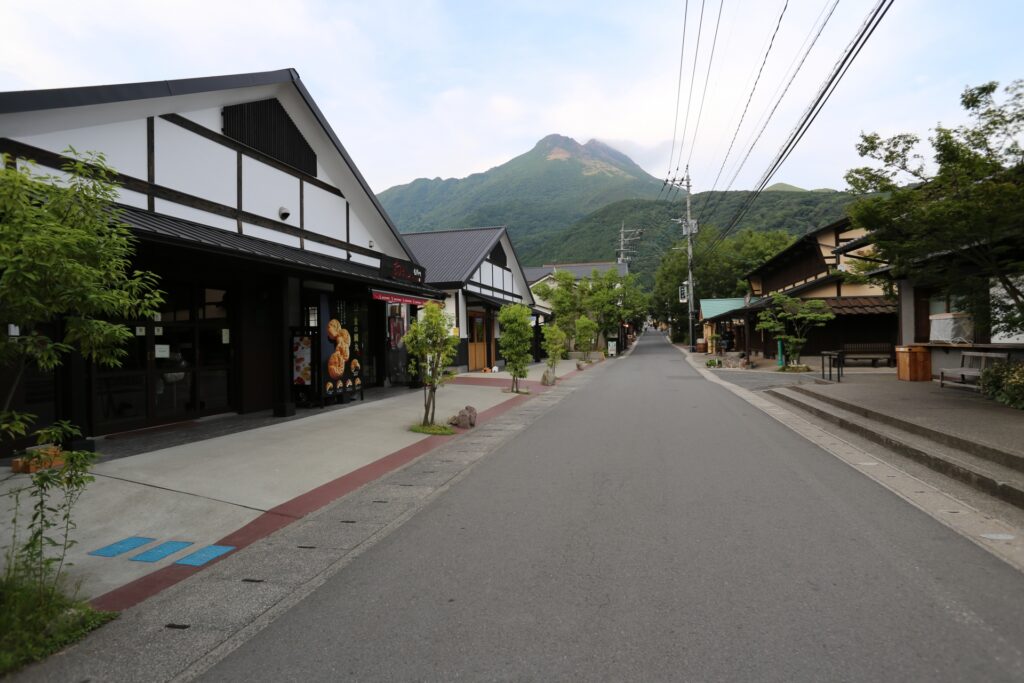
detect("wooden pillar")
[272,276,300,417]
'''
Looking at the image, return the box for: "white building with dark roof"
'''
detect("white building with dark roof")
[404,227,535,372]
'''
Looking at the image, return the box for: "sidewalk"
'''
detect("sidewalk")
[682,345,1022,460]
[0,378,547,605]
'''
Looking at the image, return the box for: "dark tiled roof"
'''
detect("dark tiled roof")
[118,205,443,297]
[528,261,628,283]
[824,296,897,315]
[402,227,506,285]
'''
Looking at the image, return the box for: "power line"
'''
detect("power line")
[658,0,691,201]
[689,0,788,207]
[696,0,840,230]
[685,0,726,170]
[667,0,707,202]
[697,0,894,264]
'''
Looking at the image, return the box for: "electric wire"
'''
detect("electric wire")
[658,0,691,201]
[667,0,708,202]
[697,0,839,228]
[685,0,726,171]
[696,0,894,264]
[687,0,788,207]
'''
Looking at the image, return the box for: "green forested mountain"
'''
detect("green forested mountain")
[379,134,664,254]
[523,189,859,288]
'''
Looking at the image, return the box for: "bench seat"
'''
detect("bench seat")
[939,351,1008,390]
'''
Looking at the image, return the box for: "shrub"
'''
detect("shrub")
[982,360,1024,410]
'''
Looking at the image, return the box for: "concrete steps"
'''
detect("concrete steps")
[766,386,1024,511]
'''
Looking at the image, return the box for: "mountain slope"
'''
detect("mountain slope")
[523,190,860,288]
[379,135,664,248]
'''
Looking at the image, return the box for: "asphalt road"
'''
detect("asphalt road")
[201,330,1024,682]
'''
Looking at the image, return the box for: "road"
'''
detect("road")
[201,330,1024,681]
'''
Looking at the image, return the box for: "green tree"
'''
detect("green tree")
[845,80,1024,338]
[575,316,598,361]
[652,227,792,336]
[542,324,567,380]
[403,302,460,426]
[533,270,584,346]
[755,293,834,365]
[1,149,158,671]
[1,150,162,432]
[497,303,533,393]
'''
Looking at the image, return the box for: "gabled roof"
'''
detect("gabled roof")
[118,205,442,298]
[403,227,507,285]
[526,261,628,283]
[745,217,851,280]
[0,68,418,266]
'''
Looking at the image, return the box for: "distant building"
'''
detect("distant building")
[526,261,629,318]
[404,227,536,372]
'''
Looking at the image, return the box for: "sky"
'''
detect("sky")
[2,1,1021,194]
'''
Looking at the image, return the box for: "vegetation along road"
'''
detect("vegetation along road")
[200,330,1024,681]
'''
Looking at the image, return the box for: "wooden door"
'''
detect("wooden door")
[468,314,486,371]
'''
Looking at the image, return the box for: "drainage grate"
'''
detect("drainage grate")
[241,578,265,583]
[296,545,317,549]
[165,623,190,630]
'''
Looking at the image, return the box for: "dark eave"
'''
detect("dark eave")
[744,216,851,280]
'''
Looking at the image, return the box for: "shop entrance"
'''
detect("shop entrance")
[91,285,234,434]
[468,313,487,371]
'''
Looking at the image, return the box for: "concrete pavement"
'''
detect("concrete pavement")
[0,375,559,602]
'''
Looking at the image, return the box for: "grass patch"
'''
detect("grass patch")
[779,364,812,373]
[0,574,117,674]
[410,423,455,436]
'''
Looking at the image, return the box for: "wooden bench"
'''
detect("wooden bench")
[840,342,896,367]
[939,351,1009,390]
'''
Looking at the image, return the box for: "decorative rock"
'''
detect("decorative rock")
[541,367,557,386]
[464,405,478,427]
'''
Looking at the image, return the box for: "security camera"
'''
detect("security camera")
[279,207,291,221]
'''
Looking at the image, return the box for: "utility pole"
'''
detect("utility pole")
[670,167,698,351]
[617,221,644,265]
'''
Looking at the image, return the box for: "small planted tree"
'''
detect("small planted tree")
[497,304,533,393]
[575,315,598,362]
[542,324,567,385]
[1,150,161,671]
[403,302,459,428]
[755,293,834,367]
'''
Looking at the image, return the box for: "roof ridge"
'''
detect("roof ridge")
[403,225,507,236]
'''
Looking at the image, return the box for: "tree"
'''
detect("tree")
[845,80,1024,338]
[0,149,159,669]
[533,270,583,345]
[542,324,566,381]
[652,227,792,338]
[497,303,533,393]
[403,302,460,426]
[575,316,598,361]
[1,151,162,435]
[755,293,834,365]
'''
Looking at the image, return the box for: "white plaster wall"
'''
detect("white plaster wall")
[458,292,468,338]
[154,118,235,205]
[303,183,346,241]
[348,206,374,251]
[154,199,237,232]
[444,295,457,328]
[17,119,147,179]
[350,253,380,268]
[242,156,300,226]
[179,107,223,133]
[304,241,348,260]
[242,222,301,248]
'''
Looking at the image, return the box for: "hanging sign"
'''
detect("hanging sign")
[380,256,425,284]
[371,290,432,306]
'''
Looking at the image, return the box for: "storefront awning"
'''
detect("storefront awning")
[465,291,521,309]
[371,289,440,306]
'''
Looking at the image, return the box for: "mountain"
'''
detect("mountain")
[763,182,807,192]
[522,189,860,288]
[378,134,664,253]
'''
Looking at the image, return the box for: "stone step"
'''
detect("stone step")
[787,384,1024,475]
[766,387,1024,511]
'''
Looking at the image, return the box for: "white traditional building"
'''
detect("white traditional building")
[0,69,443,438]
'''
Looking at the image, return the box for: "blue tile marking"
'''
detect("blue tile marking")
[175,545,235,567]
[89,536,156,558]
[129,541,194,563]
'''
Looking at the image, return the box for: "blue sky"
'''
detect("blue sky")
[2,1,1021,194]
